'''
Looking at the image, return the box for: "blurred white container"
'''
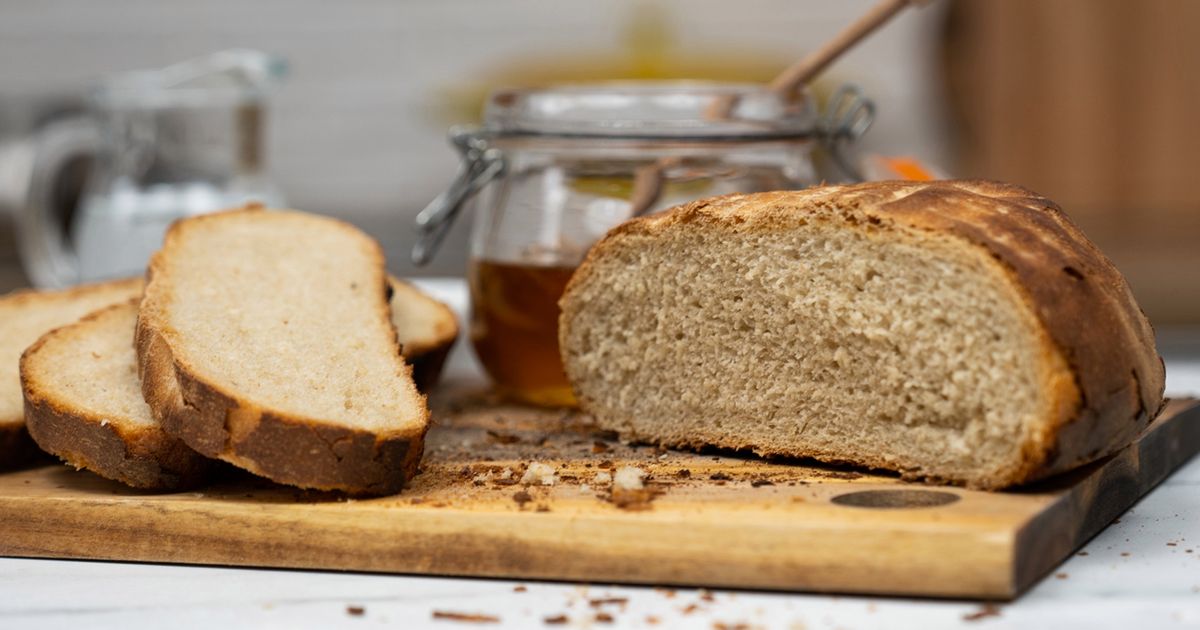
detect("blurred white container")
[17,49,286,287]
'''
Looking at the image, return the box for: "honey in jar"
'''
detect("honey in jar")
[469,260,578,407]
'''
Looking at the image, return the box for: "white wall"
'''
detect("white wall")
[0,0,953,275]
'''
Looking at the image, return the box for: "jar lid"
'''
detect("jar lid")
[483,82,817,139]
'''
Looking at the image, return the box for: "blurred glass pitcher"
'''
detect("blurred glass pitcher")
[17,49,286,287]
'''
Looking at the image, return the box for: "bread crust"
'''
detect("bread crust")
[20,303,209,489]
[136,208,428,496]
[388,278,459,392]
[0,277,142,311]
[0,277,144,466]
[407,346,454,394]
[561,181,1165,489]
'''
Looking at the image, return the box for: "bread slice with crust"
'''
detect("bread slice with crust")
[0,278,142,467]
[16,277,452,491]
[22,301,209,489]
[559,181,1164,490]
[137,207,428,495]
[389,278,458,392]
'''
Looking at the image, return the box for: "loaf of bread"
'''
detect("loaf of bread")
[0,278,142,467]
[137,207,429,495]
[559,181,1164,489]
[22,301,209,489]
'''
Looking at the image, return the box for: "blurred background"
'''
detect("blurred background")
[0,0,1196,324]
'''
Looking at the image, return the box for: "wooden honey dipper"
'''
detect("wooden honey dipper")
[628,0,931,216]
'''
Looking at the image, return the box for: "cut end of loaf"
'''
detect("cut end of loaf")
[563,215,1064,488]
[561,182,1162,490]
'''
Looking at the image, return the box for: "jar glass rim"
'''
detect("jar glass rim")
[482,81,817,139]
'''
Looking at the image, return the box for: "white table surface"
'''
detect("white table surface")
[2,278,1199,630]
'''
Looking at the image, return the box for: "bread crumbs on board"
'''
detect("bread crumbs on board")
[610,466,660,510]
[521,462,557,486]
[512,490,533,508]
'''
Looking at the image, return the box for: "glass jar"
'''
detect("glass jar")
[417,82,873,406]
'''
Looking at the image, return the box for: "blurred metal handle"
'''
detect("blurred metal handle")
[17,117,97,287]
[819,84,876,182]
[411,126,504,266]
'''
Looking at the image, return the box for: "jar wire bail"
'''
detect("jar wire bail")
[412,126,504,265]
[818,84,876,182]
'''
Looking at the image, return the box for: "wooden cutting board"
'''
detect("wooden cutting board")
[1,388,1197,600]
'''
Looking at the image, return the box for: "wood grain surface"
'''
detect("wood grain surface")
[0,390,1196,600]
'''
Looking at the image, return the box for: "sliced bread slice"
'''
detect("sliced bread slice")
[389,278,458,392]
[0,278,142,467]
[136,207,428,495]
[22,301,210,489]
[15,277,451,490]
[559,181,1164,490]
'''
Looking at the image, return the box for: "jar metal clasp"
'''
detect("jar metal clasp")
[412,126,504,265]
[818,84,876,182]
